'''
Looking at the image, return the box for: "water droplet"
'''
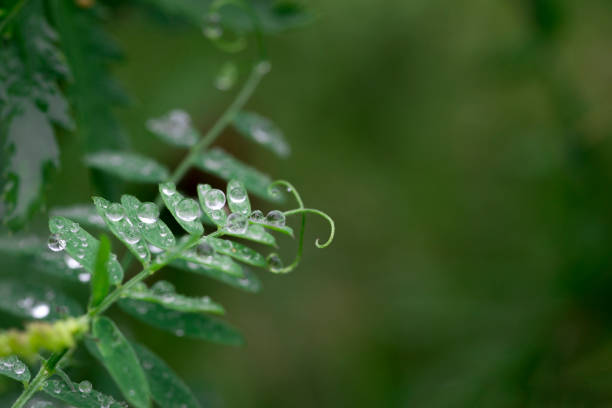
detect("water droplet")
[256,60,271,75]
[267,253,283,270]
[229,185,247,204]
[250,210,264,223]
[149,244,163,254]
[31,303,50,319]
[204,189,226,210]
[78,272,91,282]
[123,225,141,245]
[48,234,66,252]
[161,182,176,196]
[176,198,200,222]
[152,280,175,295]
[197,241,214,257]
[78,380,92,393]
[65,255,81,269]
[13,361,26,375]
[265,210,286,227]
[226,213,248,234]
[137,202,159,224]
[106,203,124,222]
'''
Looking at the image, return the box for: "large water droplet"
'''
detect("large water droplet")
[267,253,283,270]
[197,241,214,257]
[137,202,159,224]
[160,182,176,196]
[176,198,200,222]
[13,361,26,375]
[106,203,124,222]
[123,225,141,245]
[250,210,264,223]
[229,185,247,204]
[48,234,66,252]
[226,213,248,234]
[265,210,286,227]
[78,380,92,394]
[204,189,226,210]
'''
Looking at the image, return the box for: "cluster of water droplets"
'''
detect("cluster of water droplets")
[0,356,27,378]
[249,209,286,227]
[98,199,149,261]
[17,296,51,319]
[160,182,202,228]
[44,379,124,408]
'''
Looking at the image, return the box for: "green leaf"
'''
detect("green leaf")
[89,234,110,309]
[125,281,224,315]
[120,299,243,345]
[43,378,126,408]
[178,244,244,277]
[0,356,30,383]
[226,179,251,216]
[92,197,151,264]
[249,210,294,237]
[193,147,280,202]
[200,236,267,268]
[171,259,262,293]
[50,205,106,228]
[84,151,169,183]
[132,343,202,408]
[49,216,124,284]
[0,3,72,229]
[0,236,91,283]
[159,182,204,236]
[121,195,176,250]
[232,112,290,158]
[92,317,151,408]
[224,223,277,247]
[196,184,227,227]
[0,280,82,321]
[146,109,199,147]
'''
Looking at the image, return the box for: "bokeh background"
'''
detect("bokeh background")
[5,0,612,406]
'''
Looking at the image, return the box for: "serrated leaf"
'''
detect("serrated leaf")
[125,281,224,315]
[85,151,169,183]
[120,299,243,345]
[232,112,290,158]
[49,216,124,284]
[224,223,277,246]
[50,205,105,228]
[92,197,151,264]
[193,147,280,202]
[132,343,202,408]
[171,259,262,293]
[121,195,175,250]
[196,184,227,227]
[159,183,204,236]
[0,236,91,283]
[89,234,110,309]
[200,236,267,268]
[43,378,126,408]
[226,179,251,216]
[0,280,82,321]
[178,246,243,277]
[92,317,151,408]
[0,356,30,383]
[146,109,199,147]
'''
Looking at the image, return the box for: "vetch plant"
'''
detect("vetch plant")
[0,0,332,407]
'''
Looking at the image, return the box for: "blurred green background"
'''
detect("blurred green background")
[7,0,612,406]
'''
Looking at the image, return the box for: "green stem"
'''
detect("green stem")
[0,0,29,34]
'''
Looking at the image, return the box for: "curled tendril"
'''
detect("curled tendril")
[284,208,335,248]
[268,180,304,209]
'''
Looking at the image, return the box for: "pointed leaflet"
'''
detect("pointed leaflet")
[50,205,105,228]
[120,299,243,345]
[121,195,175,249]
[232,112,290,158]
[226,179,251,216]
[49,216,124,284]
[0,2,73,229]
[146,109,199,147]
[200,236,267,268]
[197,184,227,227]
[92,317,151,408]
[0,280,82,321]
[125,281,224,315]
[193,147,280,202]
[133,343,202,408]
[43,378,126,408]
[179,246,244,277]
[171,259,262,293]
[85,151,169,183]
[224,223,277,246]
[0,356,30,383]
[0,236,91,283]
[93,197,151,264]
[89,234,110,309]
[159,183,204,236]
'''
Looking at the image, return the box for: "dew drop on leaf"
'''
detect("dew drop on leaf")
[250,210,264,222]
[48,234,66,252]
[64,254,81,269]
[78,380,92,393]
[31,303,50,319]
[204,189,226,210]
[265,210,286,227]
[267,253,283,270]
[106,203,125,222]
[137,202,159,224]
[176,198,200,222]
[226,213,248,234]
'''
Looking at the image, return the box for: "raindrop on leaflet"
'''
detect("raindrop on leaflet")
[266,210,286,227]
[31,303,50,319]
[197,241,215,257]
[137,202,159,224]
[78,272,91,282]
[161,182,176,196]
[250,210,264,223]
[106,203,124,222]
[204,189,226,210]
[123,224,141,245]
[226,213,248,234]
[48,234,66,252]
[152,280,175,295]
[267,253,283,271]
[13,361,26,375]
[78,380,92,394]
[229,184,247,204]
[65,255,81,269]
[176,198,200,222]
